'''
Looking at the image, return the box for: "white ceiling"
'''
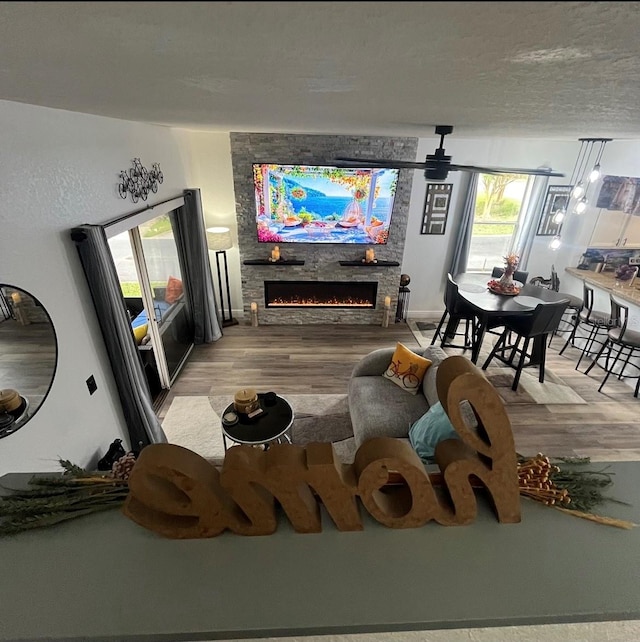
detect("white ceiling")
[2,2,640,138]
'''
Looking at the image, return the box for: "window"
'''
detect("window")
[466,174,531,272]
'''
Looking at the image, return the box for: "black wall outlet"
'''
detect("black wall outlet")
[86,375,97,395]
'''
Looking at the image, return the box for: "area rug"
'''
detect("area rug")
[162,393,356,464]
[407,318,586,405]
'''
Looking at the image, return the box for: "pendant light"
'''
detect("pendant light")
[570,138,611,214]
[548,137,612,250]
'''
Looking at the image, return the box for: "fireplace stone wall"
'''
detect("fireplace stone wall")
[230,133,418,324]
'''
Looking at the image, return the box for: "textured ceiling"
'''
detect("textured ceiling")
[1,2,640,138]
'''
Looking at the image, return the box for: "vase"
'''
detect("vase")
[499,269,515,287]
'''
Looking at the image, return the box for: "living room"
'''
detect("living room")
[1,3,640,641]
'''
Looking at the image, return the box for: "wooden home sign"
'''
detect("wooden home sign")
[123,356,522,538]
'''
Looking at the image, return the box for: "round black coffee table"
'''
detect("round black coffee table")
[221,393,294,450]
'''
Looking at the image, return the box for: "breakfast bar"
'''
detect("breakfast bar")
[565,267,640,307]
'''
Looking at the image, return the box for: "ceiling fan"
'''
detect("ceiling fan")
[333,125,565,181]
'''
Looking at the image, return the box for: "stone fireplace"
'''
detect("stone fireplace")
[230,133,417,324]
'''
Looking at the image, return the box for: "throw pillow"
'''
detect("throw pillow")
[165,276,183,304]
[382,342,432,395]
[131,309,148,329]
[408,402,461,463]
[133,323,148,345]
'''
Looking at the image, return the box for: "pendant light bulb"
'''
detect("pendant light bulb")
[572,182,585,199]
[549,235,562,251]
[575,197,588,214]
[589,164,601,183]
[552,209,565,225]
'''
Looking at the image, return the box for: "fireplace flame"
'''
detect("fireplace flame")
[268,296,373,307]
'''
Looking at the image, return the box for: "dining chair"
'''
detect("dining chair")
[481,298,570,391]
[584,293,640,397]
[431,273,478,351]
[491,266,529,285]
[558,282,613,371]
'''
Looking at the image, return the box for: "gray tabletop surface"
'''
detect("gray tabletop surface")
[0,461,639,642]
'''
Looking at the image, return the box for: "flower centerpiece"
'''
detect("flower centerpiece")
[487,253,521,295]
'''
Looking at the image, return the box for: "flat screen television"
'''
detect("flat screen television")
[253,164,399,244]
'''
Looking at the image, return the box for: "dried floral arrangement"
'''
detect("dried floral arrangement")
[0,454,135,536]
[0,453,634,536]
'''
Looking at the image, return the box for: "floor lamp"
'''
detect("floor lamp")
[206,227,238,327]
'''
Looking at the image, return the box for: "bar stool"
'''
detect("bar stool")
[584,294,640,396]
[431,273,477,351]
[558,282,612,371]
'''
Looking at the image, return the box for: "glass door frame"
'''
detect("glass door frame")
[104,195,193,393]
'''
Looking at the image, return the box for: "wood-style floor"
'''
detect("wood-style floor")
[159,321,640,461]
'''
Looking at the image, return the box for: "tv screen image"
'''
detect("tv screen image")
[253,164,399,244]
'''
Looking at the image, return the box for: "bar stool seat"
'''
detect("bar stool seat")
[578,307,609,324]
[608,325,640,346]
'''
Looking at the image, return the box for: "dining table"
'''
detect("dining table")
[449,273,571,365]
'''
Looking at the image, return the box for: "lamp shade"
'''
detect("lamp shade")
[206,227,233,251]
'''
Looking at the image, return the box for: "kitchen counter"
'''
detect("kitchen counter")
[566,267,640,306]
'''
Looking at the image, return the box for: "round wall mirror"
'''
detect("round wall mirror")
[0,284,57,438]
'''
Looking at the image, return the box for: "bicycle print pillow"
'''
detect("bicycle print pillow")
[382,342,432,395]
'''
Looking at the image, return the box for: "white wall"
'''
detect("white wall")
[403,136,589,316]
[171,130,242,318]
[0,101,231,473]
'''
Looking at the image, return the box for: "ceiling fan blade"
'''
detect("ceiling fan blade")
[333,157,429,170]
[449,164,565,177]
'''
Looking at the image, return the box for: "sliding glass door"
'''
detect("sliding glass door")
[107,210,194,402]
[136,213,193,383]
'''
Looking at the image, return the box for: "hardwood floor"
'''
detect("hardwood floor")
[159,321,640,460]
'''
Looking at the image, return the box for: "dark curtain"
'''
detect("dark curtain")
[449,173,479,276]
[70,225,167,451]
[174,189,223,343]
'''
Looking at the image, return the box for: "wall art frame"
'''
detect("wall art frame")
[420,183,453,235]
[536,184,572,236]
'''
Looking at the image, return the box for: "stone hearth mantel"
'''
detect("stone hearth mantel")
[230,132,418,324]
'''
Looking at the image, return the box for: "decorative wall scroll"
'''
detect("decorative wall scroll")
[420,183,453,234]
[537,184,572,236]
[124,356,521,538]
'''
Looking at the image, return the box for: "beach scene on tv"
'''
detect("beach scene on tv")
[254,164,399,244]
